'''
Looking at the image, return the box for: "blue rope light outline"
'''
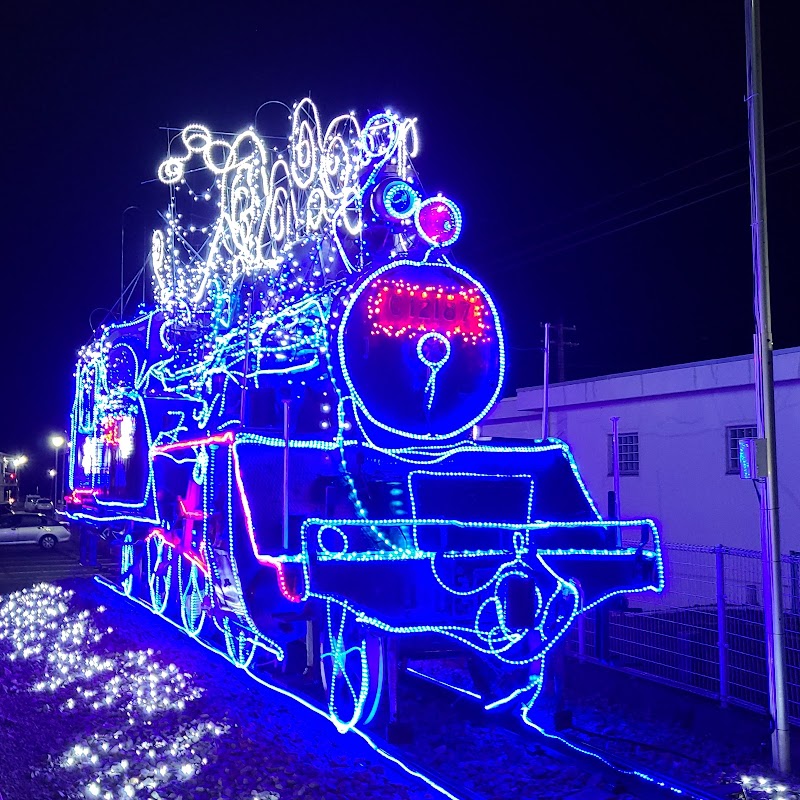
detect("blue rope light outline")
[298,517,663,671]
[416,331,451,411]
[382,180,420,220]
[95,576,469,800]
[95,569,684,798]
[337,258,506,441]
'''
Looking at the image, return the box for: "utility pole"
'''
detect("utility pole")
[553,322,578,383]
[121,206,139,320]
[540,322,578,438]
[744,0,790,773]
[540,323,578,384]
[542,323,551,439]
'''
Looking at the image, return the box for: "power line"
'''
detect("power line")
[495,157,800,272]
[493,142,800,269]
[468,118,800,258]
[525,145,800,266]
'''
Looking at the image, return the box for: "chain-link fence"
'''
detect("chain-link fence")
[570,542,800,725]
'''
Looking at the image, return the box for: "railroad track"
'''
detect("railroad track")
[403,665,724,800]
[95,574,726,800]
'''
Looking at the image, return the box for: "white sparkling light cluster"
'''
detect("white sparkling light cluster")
[61,719,229,800]
[54,650,202,722]
[0,585,239,798]
[153,98,419,310]
[740,774,800,800]
[0,583,72,660]
[0,584,201,723]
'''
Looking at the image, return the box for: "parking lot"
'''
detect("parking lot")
[0,531,117,594]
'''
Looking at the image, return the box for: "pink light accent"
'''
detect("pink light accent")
[152,430,235,455]
[146,527,210,577]
[231,444,302,603]
[150,430,302,602]
[416,198,460,246]
[178,494,205,521]
[66,487,105,505]
[176,480,209,557]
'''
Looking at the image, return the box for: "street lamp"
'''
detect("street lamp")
[48,468,57,506]
[11,455,27,504]
[50,435,65,505]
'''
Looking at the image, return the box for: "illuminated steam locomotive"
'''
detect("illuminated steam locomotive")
[64,99,663,731]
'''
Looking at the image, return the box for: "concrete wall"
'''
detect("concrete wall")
[480,348,800,555]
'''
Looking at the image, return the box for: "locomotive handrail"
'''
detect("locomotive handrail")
[302,517,659,535]
[302,517,658,527]
[301,517,661,558]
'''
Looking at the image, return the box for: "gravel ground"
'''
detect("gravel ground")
[401,656,800,799]
[0,580,439,800]
[1,578,797,800]
[391,684,637,800]
[556,659,800,796]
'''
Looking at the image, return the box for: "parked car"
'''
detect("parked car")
[23,494,43,512]
[34,498,55,513]
[0,514,71,548]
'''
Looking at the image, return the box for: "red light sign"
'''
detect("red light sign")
[365,278,493,343]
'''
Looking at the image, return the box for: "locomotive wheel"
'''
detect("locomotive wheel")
[222,616,258,668]
[320,600,383,732]
[120,533,135,597]
[179,560,207,637]
[147,535,173,615]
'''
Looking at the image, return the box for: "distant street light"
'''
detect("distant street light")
[10,455,27,503]
[48,469,57,478]
[50,435,66,505]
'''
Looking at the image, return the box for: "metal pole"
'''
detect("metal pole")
[611,417,621,549]
[611,417,621,519]
[282,399,290,551]
[387,637,399,724]
[60,447,68,507]
[744,0,790,773]
[716,546,728,707]
[121,206,139,320]
[121,221,125,319]
[542,323,551,439]
[239,295,253,423]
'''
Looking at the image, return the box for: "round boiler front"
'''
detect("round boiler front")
[338,260,505,439]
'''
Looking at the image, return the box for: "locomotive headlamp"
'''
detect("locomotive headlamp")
[370,178,420,221]
[414,196,462,247]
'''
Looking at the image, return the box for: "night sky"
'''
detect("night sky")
[4,2,798,491]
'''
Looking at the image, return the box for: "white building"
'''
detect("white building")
[480,347,800,554]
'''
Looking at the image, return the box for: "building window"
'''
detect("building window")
[608,432,639,476]
[726,425,757,474]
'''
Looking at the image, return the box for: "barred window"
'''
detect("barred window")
[608,432,639,476]
[726,425,757,474]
